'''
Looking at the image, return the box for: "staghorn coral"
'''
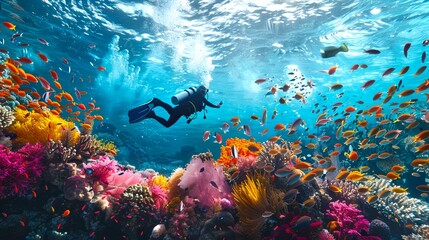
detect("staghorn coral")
[74,134,101,159]
[45,140,77,163]
[0,105,15,128]
[232,173,285,240]
[0,143,45,199]
[361,178,429,227]
[327,179,365,204]
[112,184,159,239]
[217,137,262,168]
[7,108,79,147]
[257,140,297,171]
[325,200,370,240]
[179,152,232,209]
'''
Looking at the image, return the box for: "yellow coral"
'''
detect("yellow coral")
[7,108,80,147]
[232,173,285,240]
[167,168,185,202]
[97,138,119,155]
[217,138,262,168]
[151,174,169,191]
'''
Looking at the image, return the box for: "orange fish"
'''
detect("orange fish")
[62,209,71,217]
[97,66,106,71]
[328,185,342,193]
[328,65,338,75]
[62,92,74,102]
[2,22,16,31]
[345,151,358,161]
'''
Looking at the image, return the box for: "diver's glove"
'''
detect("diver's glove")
[217,101,223,107]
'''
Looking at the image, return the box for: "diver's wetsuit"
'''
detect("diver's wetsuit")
[148,92,219,127]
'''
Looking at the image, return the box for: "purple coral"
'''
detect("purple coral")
[325,200,370,240]
[0,143,45,199]
[178,154,232,208]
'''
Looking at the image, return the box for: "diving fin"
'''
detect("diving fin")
[128,99,154,124]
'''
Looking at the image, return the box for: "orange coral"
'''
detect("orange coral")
[217,138,262,168]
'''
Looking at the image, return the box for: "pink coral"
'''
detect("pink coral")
[325,200,370,240]
[0,143,45,199]
[236,155,256,172]
[83,155,120,184]
[149,185,168,212]
[178,154,232,208]
[104,170,144,199]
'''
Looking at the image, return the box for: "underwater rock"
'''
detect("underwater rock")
[199,211,237,240]
[63,175,94,201]
[369,219,391,240]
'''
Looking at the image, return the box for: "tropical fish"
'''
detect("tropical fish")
[413,66,427,76]
[361,80,375,89]
[364,49,380,54]
[213,132,222,144]
[382,68,395,77]
[320,43,348,58]
[202,131,210,142]
[404,42,411,58]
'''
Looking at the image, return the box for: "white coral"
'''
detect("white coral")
[0,105,15,129]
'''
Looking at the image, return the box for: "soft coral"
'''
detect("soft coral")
[0,143,45,199]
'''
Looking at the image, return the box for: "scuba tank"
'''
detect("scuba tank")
[171,87,198,105]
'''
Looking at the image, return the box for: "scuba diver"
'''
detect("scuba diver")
[128,85,222,127]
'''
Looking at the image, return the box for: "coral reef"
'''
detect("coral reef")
[179,152,232,208]
[0,143,45,199]
[63,175,94,201]
[199,211,237,240]
[7,108,79,147]
[0,105,15,128]
[361,178,429,226]
[112,184,159,239]
[217,138,262,168]
[369,219,391,240]
[325,200,370,240]
[232,173,285,240]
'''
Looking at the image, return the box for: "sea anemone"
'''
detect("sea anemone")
[232,173,285,240]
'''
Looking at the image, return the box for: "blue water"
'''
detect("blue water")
[1,0,429,173]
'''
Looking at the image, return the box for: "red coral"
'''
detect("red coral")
[0,143,45,199]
